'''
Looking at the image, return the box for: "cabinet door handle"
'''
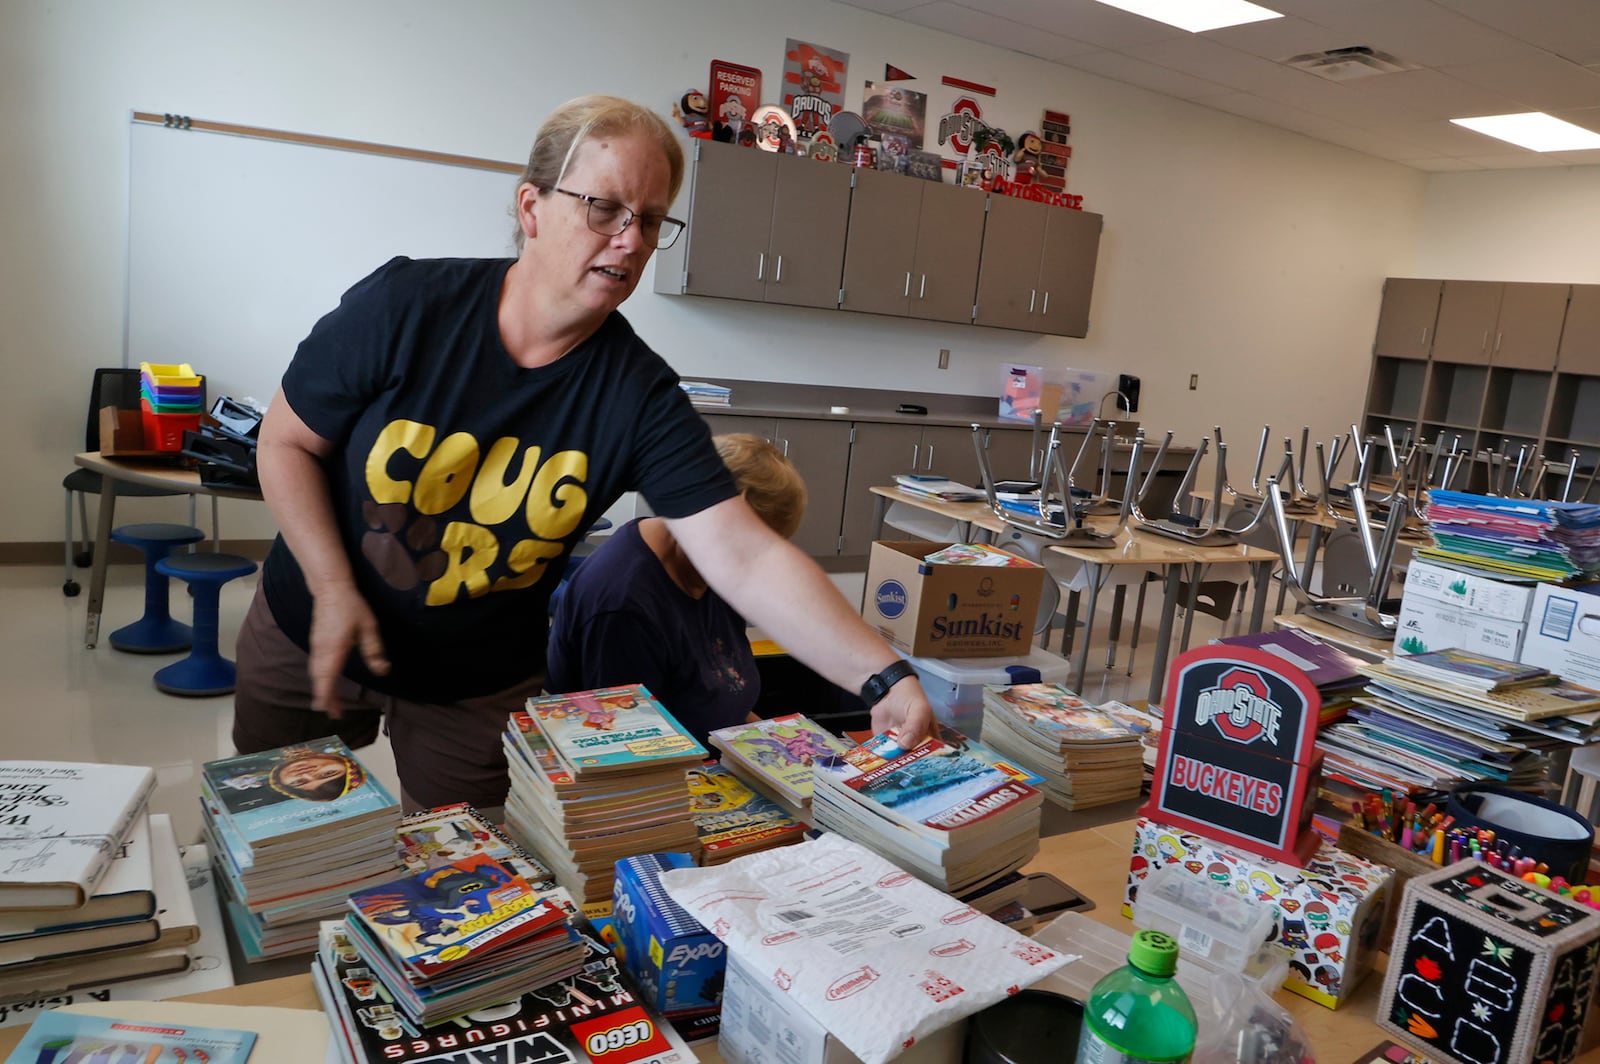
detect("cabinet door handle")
[904,271,911,297]
[757,252,765,281]
[1029,289,1037,314]
[781,438,789,457]
[1495,331,1503,353]
[1042,291,1051,316]
[911,444,920,469]
[1420,326,1429,345]
[919,274,927,299]
[775,255,784,283]
[926,444,935,469]
[1481,330,1488,352]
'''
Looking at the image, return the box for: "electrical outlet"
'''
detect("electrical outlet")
[1189,374,1199,391]
[938,348,950,369]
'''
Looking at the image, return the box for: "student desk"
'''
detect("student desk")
[73,451,261,649]
[867,486,1277,706]
[0,815,1491,1062]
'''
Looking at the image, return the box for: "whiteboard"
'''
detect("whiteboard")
[126,120,521,404]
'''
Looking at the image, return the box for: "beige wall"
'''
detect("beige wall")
[0,0,1429,544]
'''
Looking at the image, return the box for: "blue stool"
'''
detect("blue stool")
[152,552,258,697]
[108,523,206,653]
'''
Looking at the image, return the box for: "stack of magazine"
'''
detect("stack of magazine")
[1419,489,1600,582]
[679,380,731,406]
[686,761,805,864]
[811,732,1044,895]
[979,684,1145,809]
[707,713,851,823]
[201,738,401,961]
[892,474,985,503]
[0,761,204,998]
[502,685,705,913]
[1215,627,1368,726]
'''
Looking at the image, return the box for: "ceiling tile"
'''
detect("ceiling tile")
[1451,152,1576,168]
[1121,35,1300,94]
[1199,91,1351,133]
[1433,0,1600,67]
[1442,57,1600,113]
[973,0,1188,50]
[833,0,933,13]
[1250,69,1433,125]
[1340,68,1529,121]
[1405,157,1487,171]
[1309,124,1427,161]
[896,2,1099,61]
[1366,119,1507,156]
[1060,50,1236,99]
[1298,0,1524,68]
[1200,15,1368,61]
[1550,105,1600,133]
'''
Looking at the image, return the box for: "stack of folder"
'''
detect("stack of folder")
[1419,489,1600,582]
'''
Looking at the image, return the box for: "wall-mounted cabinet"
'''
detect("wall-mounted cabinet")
[657,140,1103,338]
[700,413,853,558]
[1360,276,1600,498]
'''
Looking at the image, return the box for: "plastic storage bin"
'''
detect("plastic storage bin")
[901,645,1074,737]
[140,397,201,451]
[1132,862,1289,989]
[139,361,203,388]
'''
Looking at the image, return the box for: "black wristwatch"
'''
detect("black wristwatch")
[860,659,918,707]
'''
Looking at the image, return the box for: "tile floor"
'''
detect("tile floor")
[1,559,1255,847]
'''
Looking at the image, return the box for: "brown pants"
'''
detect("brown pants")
[232,587,543,813]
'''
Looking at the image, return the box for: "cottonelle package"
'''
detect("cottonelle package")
[657,834,1073,1064]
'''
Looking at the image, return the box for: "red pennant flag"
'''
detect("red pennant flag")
[883,63,916,81]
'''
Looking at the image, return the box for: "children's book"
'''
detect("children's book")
[0,761,155,911]
[3,1007,257,1062]
[524,686,706,776]
[813,733,1042,846]
[200,738,399,850]
[395,803,556,891]
[981,684,1140,745]
[922,543,1035,567]
[1384,646,1550,692]
[845,724,1047,789]
[892,475,985,503]
[1216,627,1366,690]
[346,853,567,978]
[686,761,805,856]
[707,714,851,805]
[0,813,154,939]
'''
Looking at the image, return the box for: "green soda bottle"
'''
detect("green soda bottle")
[1075,929,1197,1064]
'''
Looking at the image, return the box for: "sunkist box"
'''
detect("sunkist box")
[1124,816,1392,1010]
[1519,580,1600,688]
[1395,558,1535,658]
[863,541,1044,659]
[611,853,726,1015]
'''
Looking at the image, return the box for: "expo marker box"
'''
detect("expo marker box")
[612,852,726,1015]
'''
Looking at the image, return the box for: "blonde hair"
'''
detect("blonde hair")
[715,434,807,540]
[513,95,685,249]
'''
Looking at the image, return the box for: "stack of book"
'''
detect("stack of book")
[686,761,806,864]
[979,683,1145,809]
[1097,700,1164,777]
[679,380,731,406]
[1316,648,1594,805]
[811,732,1044,895]
[315,905,695,1064]
[892,474,986,503]
[707,713,851,823]
[201,738,401,962]
[336,851,588,1026]
[1419,490,1600,582]
[395,803,556,889]
[0,761,200,997]
[502,685,705,913]
[1216,627,1368,726]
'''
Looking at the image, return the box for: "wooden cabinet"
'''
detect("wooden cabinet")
[1559,284,1600,376]
[973,194,1102,337]
[1491,283,1568,370]
[662,144,1103,336]
[657,140,851,311]
[839,169,985,324]
[1372,279,1442,360]
[1431,281,1501,365]
[699,413,852,557]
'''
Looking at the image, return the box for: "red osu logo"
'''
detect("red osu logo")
[948,97,981,154]
[1197,667,1281,745]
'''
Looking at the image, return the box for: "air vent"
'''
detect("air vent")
[1281,46,1417,81]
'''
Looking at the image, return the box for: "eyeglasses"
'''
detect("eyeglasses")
[549,187,686,250]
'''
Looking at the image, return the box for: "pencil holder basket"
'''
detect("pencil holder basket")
[1447,783,1594,886]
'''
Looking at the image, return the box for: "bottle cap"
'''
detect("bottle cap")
[1128,929,1179,977]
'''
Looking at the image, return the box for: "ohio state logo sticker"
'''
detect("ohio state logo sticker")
[937,96,984,155]
[1194,666,1282,746]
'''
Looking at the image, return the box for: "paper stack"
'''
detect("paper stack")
[707,713,851,823]
[1216,627,1368,726]
[891,474,986,503]
[1419,489,1600,582]
[686,761,805,865]
[502,685,705,913]
[679,380,731,406]
[201,738,401,961]
[811,732,1043,895]
[979,683,1145,809]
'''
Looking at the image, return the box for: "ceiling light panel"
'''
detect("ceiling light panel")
[1450,112,1600,152]
[1091,0,1283,33]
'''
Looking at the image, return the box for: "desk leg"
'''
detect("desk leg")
[84,476,117,648]
[1104,585,1127,668]
[1060,591,1081,658]
[870,494,888,541]
[1179,564,1201,651]
[1248,560,1271,633]
[1302,523,1325,595]
[1146,565,1182,707]
[1073,568,1103,696]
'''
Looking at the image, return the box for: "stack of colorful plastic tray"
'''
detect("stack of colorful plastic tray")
[138,362,204,450]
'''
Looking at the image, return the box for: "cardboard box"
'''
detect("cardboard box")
[1520,582,1600,689]
[863,542,1044,659]
[1403,559,1538,623]
[718,949,964,1064]
[1124,816,1392,1009]
[611,853,725,1015]
[1395,597,1529,659]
